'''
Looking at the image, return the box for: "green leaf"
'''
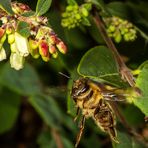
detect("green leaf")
[88,16,104,44]
[17,21,30,38]
[122,105,144,127]
[67,79,76,116]
[64,28,92,50]
[126,2,148,41]
[37,131,52,148]
[61,137,74,148]
[135,24,148,41]
[107,2,131,19]
[138,60,148,70]
[134,64,148,116]
[22,11,35,17]
[67,0,77,5]
[77,46,128,87]
[0,63,42,96]
[81,17,91,26]
[0,0,14,14]
[112,131,145,148]
[38,130,74,148]
[0,88,20,134]
[29,94,62,128]
[67,69,80,116]
[91,0,110,15]
[36,0,52,16]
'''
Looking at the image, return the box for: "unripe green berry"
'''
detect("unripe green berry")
[108,33,113,37]
[66,5,73,11]
[115,33,122,43]
[122,28,128,34]
[73,5,79,10]
[124,33,130,41]
[75,14,81,20]
[62,12,68,18]
[108,25,115,33]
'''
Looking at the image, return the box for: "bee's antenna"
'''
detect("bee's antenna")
[59,72,71,79]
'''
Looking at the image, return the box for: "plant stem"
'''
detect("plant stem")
[51,128,64,148]
[92,9,135,87]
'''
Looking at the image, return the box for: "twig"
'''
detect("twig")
[51,128,64,148]
[92,9,135,87]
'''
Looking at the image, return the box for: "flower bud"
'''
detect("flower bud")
[39,40,50,62]
[36,16,48,24]
[0,28,5,38]
[30,48,40,59]
[15,32,30,57]
[11,2,31,14]
[52,52,58,58]
[6,26,14,35]
[8,34,15,44]
[56,41,67,54]
[41,55,50,62]
[1,17,8,24]
[49,44,57,54]
[29,38,39,50]
[0,47,6,61]
[10,52,24,70]
[36,27,51,40]
[12,4,21,14]
[19,3,31,12]
[49,35,57,44]
[0,34,6,44]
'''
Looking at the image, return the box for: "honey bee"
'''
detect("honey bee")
[71,78,128,147]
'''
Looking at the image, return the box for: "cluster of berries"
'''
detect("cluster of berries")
[0,2,67,70]
[104,16,137,43]
[61,3,91,29]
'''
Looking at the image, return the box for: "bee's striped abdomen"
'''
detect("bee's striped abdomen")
[93,99,118,142]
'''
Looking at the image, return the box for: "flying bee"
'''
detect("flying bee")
[71,78,134,148]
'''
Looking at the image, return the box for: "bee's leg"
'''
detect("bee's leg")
[108,127,119,143]
[75,116,85,148]
[74,107,80,122]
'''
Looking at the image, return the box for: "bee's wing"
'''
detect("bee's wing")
[103,96,126,101]
[102,91,144,102]
[102,92,127,102]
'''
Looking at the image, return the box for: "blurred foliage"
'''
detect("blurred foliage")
[0,0,148,148]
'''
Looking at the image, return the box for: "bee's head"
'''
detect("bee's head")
[71,78,88,99]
